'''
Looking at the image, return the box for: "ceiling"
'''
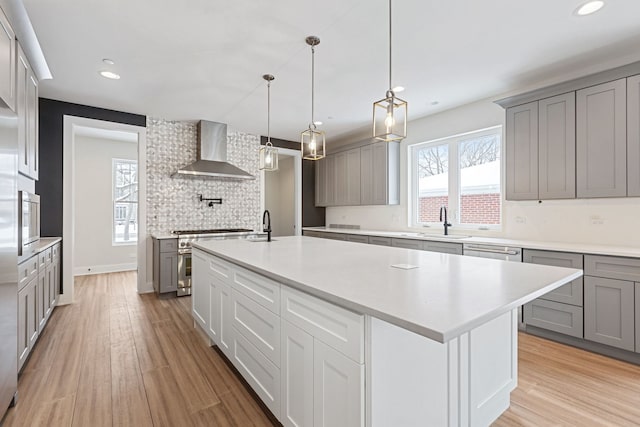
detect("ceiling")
[23,0,640,143]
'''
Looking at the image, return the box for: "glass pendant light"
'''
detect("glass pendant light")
[373,0,407,142]
[259,74,278,171]
[301,36,326,160]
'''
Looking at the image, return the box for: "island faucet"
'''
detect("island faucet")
[262,210,272,242]
[439,206,452,236]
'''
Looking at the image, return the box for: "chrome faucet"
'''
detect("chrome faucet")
[439,206,452,236]
[262,210,272,242]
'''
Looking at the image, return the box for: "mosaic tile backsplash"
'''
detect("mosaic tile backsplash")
[146,118,261,235]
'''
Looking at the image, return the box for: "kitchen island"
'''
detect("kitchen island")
[192,236,582,426]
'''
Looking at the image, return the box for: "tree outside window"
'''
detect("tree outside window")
[113,159,138,244]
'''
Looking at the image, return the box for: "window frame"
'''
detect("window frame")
[408,125,503,231]
[112,158,138,246]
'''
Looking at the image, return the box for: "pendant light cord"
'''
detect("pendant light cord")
[267,80,271,144]
[388,0,392,91]
[311,44,316,128]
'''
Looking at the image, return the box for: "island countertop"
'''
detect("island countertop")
[193,236,582,342]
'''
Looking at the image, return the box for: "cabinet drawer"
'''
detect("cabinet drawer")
[324,233,347,241]
[391,238,423,250]
[38,250,47,269]
[232,290,280,366]
[346,235,369,244]
[281,286,364,363]
[524,249,584,306]
[368,236,391,246]
[233,267,280,314]
[52,243,60,260]
[524,299,583,338]
[18,255,38,291]
[303,230,323,238]
[45,247,54,265]
[232,328,281,418]
[159,239,178,253]
[423,241,463,255]
[584,255,640,282]
[207,255,232,282]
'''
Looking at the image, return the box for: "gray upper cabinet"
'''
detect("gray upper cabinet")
[316,140,398,207]
[576,79,627,198]
[523,249,583,306]
[538,93,576,199]
[506,101,538,200]
[0,6,15,111]
[628,75,640,197]
[584,276,635,351]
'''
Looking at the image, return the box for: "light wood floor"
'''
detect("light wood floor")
[4,272,640,426]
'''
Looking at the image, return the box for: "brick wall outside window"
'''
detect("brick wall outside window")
[418,193,500,224]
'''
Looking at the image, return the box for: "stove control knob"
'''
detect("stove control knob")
[180,242,186,247]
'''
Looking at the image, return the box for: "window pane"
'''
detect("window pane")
[459,134,501,225]
[113,159,138,243]
[416,144,448,223]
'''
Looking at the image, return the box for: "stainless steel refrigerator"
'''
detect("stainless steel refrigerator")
[0,102,18,418]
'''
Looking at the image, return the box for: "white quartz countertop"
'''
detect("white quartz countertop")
[151,233,177,240]
[303,227,640,258]
[36,237,61,252]
[193,236,582,343]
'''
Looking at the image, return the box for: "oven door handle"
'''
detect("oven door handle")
[178,249,191,255]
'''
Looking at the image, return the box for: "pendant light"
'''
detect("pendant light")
[259,74,278,171]
[301,36,325,160]
[373,0,407,142]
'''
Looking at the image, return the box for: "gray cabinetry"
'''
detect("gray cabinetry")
[315,157,326,206]
[364,141,399,206]
[346,235,369,244]
[524,299,583,338]
[423,241,462,255]
[505,101,538,200]
[17,277,36,371]
[583,255,640,352]
[538,93,576,199]
[628,74,640,197]
[335,148,361,206]
[576,79,627,198]
[368,236,391,246]
[0,6,15,111]
[153,238,178,294]
[636,282,640,353]
[523,249,583,306]
[335,151,347,205]
[391,238,422,250]
[584,276,635,351]
[325,155,336,206]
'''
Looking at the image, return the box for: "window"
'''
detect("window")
[410,126,502,229]
[113,159,138,244]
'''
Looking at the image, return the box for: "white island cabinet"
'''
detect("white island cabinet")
[192,236,581,427]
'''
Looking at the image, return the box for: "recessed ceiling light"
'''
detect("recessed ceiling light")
[314,120,323,126]
[575,1,604,16]
[392,86,405,93]
[100,70,121,80]
[102,58,115,65]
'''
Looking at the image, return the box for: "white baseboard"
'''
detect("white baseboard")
[74,263,137,276]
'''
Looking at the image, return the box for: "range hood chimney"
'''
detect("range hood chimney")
[171,120,254,179]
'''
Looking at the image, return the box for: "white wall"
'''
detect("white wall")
[327,97,640,247]
[74,134,138,274]
[265,156,295,237]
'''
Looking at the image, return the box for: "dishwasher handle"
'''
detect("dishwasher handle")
[464,246,520,256]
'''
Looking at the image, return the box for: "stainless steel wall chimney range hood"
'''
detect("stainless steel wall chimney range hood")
[171,120,254,179]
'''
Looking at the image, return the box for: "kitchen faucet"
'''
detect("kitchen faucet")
[439,206,452,236]
[262,210,272,242]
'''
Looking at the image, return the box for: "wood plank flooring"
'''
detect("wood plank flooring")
[3,271,640,426]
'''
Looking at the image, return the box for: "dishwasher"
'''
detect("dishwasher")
[463,243,525,329]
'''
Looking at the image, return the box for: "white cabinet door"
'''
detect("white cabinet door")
[16,44,28,177]
[281,321,314,427]
[208,276,220,345]
[17,283,29,371]
[191,251,209,332]
[219,282,233,358]
[36,270,46,332]
[0,7,15,111]
[232,289,281,366]
[27,71,38,180]
[44,264,53,320]
[314,340,364,427]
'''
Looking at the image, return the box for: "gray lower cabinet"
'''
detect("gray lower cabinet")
[523,249,583,306]
[636,282,640,353]
[391,238,422,250]
[422,241,462,255]
[524,299,583,338]
[505,101,538,200]
[584,276,635,351]
[576,78,627,198]
[346,235,369,244]
[153,238,178,293]
[628,74,640,197]
[368,236,392,247]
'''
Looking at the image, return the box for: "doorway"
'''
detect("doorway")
[262,148,302,237]
[61,116,148,305]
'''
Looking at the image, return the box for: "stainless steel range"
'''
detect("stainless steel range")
[172,228,259,296]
